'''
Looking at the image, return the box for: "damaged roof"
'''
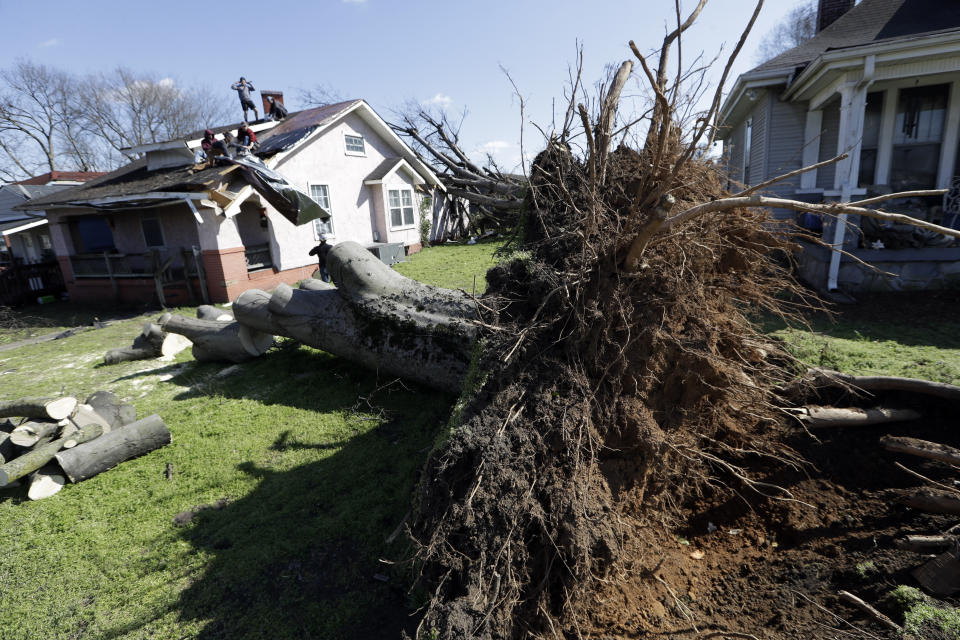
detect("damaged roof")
[752,0,960,74]
[17,100,363,210]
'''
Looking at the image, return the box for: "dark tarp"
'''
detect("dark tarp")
[224,155,329,226]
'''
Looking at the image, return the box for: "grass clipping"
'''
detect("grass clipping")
[408,144,806,639]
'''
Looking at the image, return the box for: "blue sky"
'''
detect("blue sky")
[0,0,801,169]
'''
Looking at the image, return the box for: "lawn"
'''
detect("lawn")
[1,242,958,639]
[0,241,501,640]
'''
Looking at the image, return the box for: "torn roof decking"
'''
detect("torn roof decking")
[19,100,363,211]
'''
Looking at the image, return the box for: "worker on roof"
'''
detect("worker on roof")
[266,96,288,121]
[231,77,259,122]
[234,122,259,155]
[200,129,232,165]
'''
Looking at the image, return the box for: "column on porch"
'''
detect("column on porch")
[194,205,247,303]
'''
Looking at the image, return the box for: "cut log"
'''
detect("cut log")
[895,535,955,553]
[27,464,65,500]
[792,405,921,428]
[197,305,235,322]
[85,391,136,429]
[806,368,960,403]
[104,335,159,365]
[899,488,960,516]
[881,435,960,467]
[161,316,273,364]
[0,424,102,486]
[0,431,12,464]
[10,420,61,447]
[63,423,103,449]
[55,414,170,483]
[232,241,478,392]
[104,315,190,364]
[0,396,77,421]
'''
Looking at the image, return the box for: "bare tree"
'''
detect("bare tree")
[298,83,344,108]
[0,61,233,181]
[0,60,82,180]
[754,0,817,63]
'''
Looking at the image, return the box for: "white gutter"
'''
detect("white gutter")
[2,218,47,236]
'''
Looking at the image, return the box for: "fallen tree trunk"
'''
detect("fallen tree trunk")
[85,391,136,429]
[27,464,65,500]
[899,488,960,516]
[0,424,102,486]
[232,241,478,392]
[792,406,921,428]
[881,435,960,467]
[161,316,273,363]
[197,305,235,322]
[54,414,170,483]
[104,318,191,365]
[0,432,12,464]
[9,420,61,447]
[0,397,77,421]
[806,368,960,402]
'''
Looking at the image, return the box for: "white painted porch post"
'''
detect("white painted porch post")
[800,109,823,190]
[874,88,898,186]
[937,79,960,189]
[828,81,870,291]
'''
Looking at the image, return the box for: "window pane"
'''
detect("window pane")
[142,217,164,247]
[388,190,401,208]
[310,184,330,210]
[403,207,415,226]
[401,190,413,207]
[314,218,333,235]
[345,135,365,153]
[890,143,941,191]
[75,217,115,253]
[894,84,948,145]
[390,208,402,227]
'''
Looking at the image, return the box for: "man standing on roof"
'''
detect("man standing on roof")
[266,96,288,121]
[231,77,259,122]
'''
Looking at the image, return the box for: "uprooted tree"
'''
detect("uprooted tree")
[156,3,960,636]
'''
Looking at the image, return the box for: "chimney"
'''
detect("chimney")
[817,0,855,32]
[260,90,284,115]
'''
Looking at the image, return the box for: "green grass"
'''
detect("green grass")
[890,585,960,638]
[394,238,504,294]
[0,240,503,640]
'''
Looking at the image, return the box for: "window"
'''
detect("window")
[858,91,884,187]
[310,184,334,236]
[40,234,51,250]
[344,134,366,155]
[889,84,949,191]
[141,214,165,248]
[71,217,115,253]
[388,189,415,228]
[742,119,752,186]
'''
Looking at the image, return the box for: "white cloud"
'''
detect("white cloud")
[39,38,60,48]
[424,93,452,108]
[480,140,511,153]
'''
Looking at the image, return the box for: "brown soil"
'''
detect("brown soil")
[585,404,959,639]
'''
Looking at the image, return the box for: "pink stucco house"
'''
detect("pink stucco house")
[18,100,447,304]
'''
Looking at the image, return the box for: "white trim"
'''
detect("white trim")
[224,185,254,217]
[875,88,899,185]
[41,191,210,209]
[938,80,960,188]
[307,182,334,238]
[140,212,166,248]
[1,218,47,236]
[185,198,204,223]
[800,109,823,190]
[126,120,280,154]
[718,70,793,130]
[385,187,417,231]
[343,132,367,157]
[363,158,426,186]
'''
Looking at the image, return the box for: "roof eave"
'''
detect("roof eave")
[717,69,791,134]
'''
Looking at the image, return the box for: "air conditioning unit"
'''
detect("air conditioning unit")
[366,242,406,265]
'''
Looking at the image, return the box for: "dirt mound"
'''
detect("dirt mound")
[407,145,815,638]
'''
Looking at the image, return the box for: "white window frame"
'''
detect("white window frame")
[308,183,335,238]
[387,188,416,230]
[742,118,752,187]
[343,132,366,157]
[141,213,166,249]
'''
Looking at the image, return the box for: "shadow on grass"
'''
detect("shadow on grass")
[760,290,960,350]
[154,341,450,639]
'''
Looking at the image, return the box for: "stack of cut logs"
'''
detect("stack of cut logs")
[0,393,170,500]
[790,368,960,606]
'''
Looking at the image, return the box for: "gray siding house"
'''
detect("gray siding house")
[719,0,960,292]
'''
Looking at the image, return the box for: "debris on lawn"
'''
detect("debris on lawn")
[103,313,192,365]
[0,392,170,500]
